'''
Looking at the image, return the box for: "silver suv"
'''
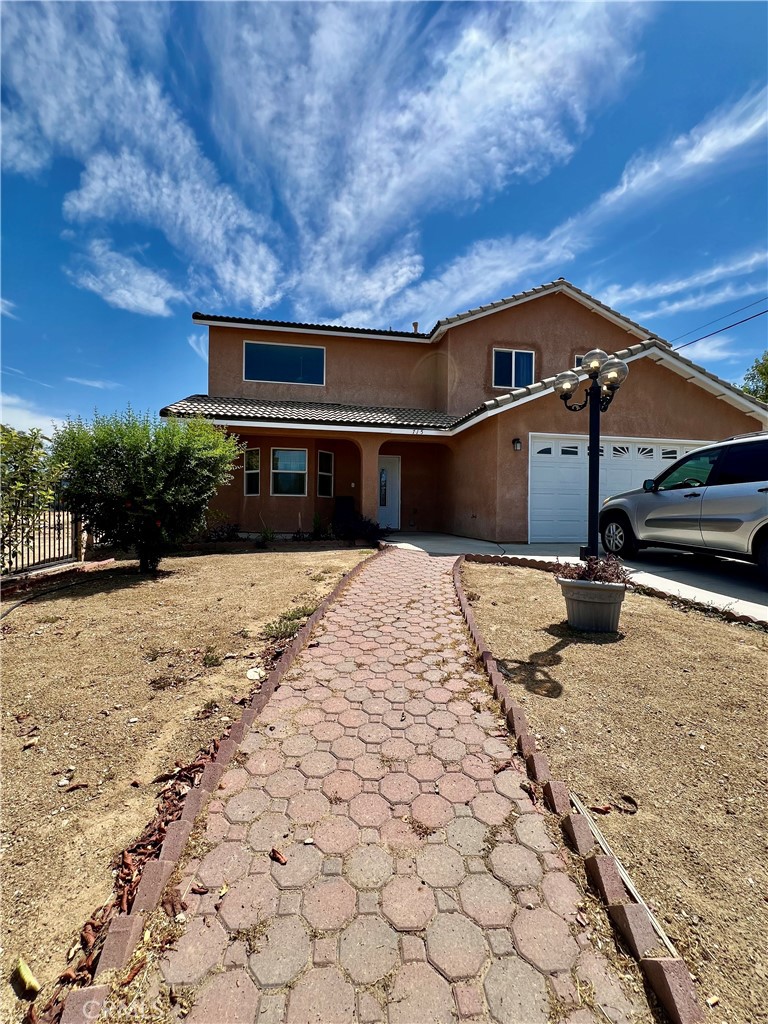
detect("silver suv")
[599,432,768,577]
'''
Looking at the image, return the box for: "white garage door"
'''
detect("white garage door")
[528,433,702,542]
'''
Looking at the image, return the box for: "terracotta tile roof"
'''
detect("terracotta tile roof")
[159,394,460,430]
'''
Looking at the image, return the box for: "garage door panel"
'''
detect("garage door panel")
[528,434,702,543]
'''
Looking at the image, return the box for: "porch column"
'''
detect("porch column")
[358,436,382,523]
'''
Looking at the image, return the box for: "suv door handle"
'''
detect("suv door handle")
[683,492,701,498]
[759,487,768,493]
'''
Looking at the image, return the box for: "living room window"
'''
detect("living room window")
[244,341,325,385]
[244,449,260,495]
[493,349,535,389]
[317,451,334,497]
[271,448,308,496]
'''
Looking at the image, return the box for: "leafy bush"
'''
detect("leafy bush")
[1,426,64,574]
[51,411,242,572]
[556,555,629,583]
[202,508,240,541]
[332,508,386,545]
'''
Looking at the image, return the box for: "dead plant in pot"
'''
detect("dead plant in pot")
[555,555,629,632]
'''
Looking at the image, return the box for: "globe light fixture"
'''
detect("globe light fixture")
[554,350,629,558]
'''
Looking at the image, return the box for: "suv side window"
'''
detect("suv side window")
[711,441,768,485]
[656,449,722,490]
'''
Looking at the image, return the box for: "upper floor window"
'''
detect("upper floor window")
[244,341,325,385]
[493,349,534,390]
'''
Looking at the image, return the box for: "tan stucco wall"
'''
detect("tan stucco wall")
[207,326,445,409]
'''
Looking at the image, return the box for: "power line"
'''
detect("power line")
[669,295,768,342]
[673,308,768,351]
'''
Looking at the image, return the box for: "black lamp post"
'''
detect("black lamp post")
[553,350,629,559]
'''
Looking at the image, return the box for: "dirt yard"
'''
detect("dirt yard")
[0,546,369,1022]
[462,561,768,1024]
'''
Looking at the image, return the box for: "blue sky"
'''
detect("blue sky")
[2,1,766,432]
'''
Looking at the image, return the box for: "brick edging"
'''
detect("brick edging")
[452,554,705,1024]
[60,547,384,1024]
[463,551,763,629]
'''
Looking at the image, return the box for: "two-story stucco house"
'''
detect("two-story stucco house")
[160,279,767,543]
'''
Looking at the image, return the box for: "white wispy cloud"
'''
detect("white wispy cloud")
[2,366,53,389]
[677,335,742,364]
[2,3,282,314]
[65,376,121,389]
[67,239,184,317]
[187,333,208,363]
[598,251,768,309]
[201,2,647,314]
[635,282,768,320]
[0,393,63,434]
[1,298,18,319]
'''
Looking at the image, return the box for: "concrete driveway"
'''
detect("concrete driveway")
[387,533,768,624]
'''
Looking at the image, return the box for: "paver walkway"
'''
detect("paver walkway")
[137,549,649,1024]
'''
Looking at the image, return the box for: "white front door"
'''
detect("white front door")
[377,456,401,530]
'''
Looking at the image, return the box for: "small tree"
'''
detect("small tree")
[741,351,768,404]
[51,411,242,572]
[1,425,64,574]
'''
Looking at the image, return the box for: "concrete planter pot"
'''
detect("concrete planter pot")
[556,577,626,632]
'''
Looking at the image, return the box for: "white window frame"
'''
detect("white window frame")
[270,447,308,497]
[244,447,260,496]
[492,348,535,390]
[317,450,334,498]
[243,340,326,386]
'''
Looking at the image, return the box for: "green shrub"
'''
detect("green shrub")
[0,426,64,574]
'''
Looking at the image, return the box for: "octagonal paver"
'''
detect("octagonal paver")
[161,916,227,985]
[188,968,259,1024]
[484,955,549,1024]
[246,749,284,776]
[446,817,487,857]
[352,753,387,780]
[331,736,365,760]
[249,916,310,987]
[270,842,323,888]
[490,844,543,888]
[349,792,390,827]
[432,738,466,763]
[312,720,344,742]
[542,871,582,921]
[322,769,362,802]
[287,790,330,824]
[437,772,478,804]
[381,876,435,931]
[345,844,393,889]
[380,817,424,852]
[299,750,337,778]
[339,916,398,983]
[313,816,359,854]
[218,874,279,929]
[416,845,466,888]
[286,965,354,1024]
[265,768,304,799]
[388,962,454,1024]
[426,913,489,981]
[302,877,356,932]
[223,788,270,824]
[462,754,494,781]
[515,815,555,853]
[459,874,516,928]
[512,908,579,973]
[282,734,317,757]
[197,842,251,888]
[494,769,530,802]
[471,792,513,826]
[411,794,454,830]
[408,755,444,782]
[248,812,291,852]
[380,737,416,761]
[380,772,420,805]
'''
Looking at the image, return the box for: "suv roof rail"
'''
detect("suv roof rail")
[720,430,768,442]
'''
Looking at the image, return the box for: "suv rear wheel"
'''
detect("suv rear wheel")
[601,514,638,558]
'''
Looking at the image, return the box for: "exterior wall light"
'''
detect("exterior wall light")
[512,437,522,451]
[555,350,630,558]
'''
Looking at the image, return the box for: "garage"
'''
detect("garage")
[528,432,703,542]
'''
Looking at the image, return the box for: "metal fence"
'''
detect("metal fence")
[3,508,80,575]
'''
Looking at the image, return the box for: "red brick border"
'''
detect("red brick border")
[452,553,705,1024]
[53,546,383,1020]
